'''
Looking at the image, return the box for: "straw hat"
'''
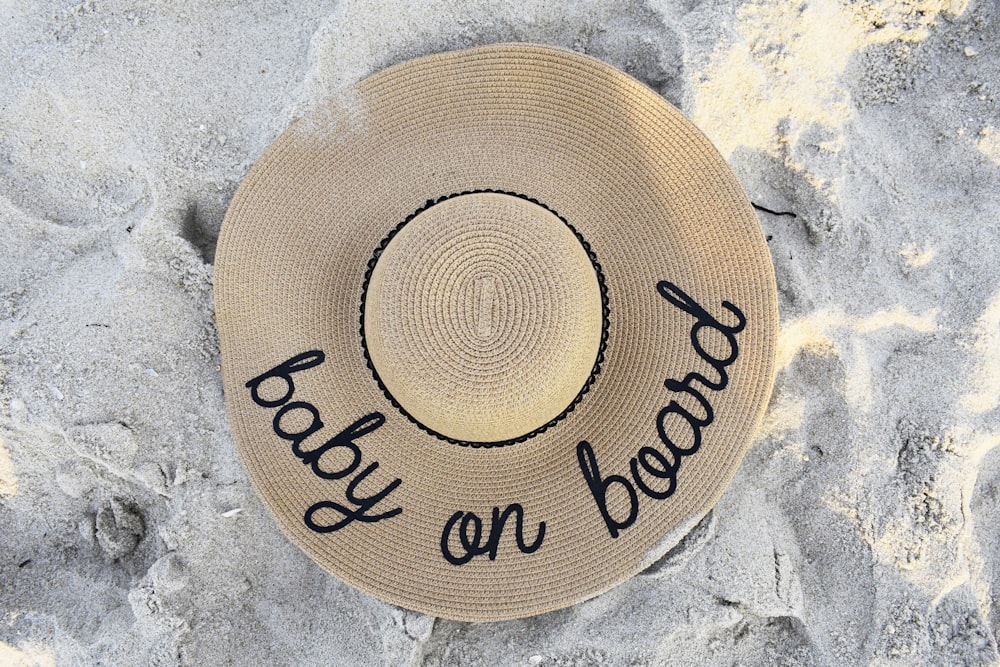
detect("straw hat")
[215,43,777,621]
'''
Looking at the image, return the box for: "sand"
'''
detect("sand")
[2,0,1000,664]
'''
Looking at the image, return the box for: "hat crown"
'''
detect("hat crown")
[362,191,604,445]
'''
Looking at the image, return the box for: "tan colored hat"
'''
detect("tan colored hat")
[215,43,777,621]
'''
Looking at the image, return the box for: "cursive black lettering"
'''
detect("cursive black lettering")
[454,513,483,564]
[577,440,638,538]
[440,504,546,566]
[656,399,708,458]
[272,401,324,454]
[657,280,745,390]
[629,445,677,500]
[245,352,402,534]
[304,461,403,532]
[579,281,745,539]
[298,413,386,480]
[663,377,714,424]
[245,350,325,407]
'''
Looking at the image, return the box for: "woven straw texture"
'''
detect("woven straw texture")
[215,43,778,621]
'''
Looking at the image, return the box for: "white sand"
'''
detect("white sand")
[2,0,1000,664]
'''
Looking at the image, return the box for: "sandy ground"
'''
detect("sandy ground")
[2,0,1000,665]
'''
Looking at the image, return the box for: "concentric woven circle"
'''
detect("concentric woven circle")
[362,190,607,446]
[216,43,778,621]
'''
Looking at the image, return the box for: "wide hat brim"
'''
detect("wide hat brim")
[216,43,778,621]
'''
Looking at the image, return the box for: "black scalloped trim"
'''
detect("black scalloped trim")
[359,189,610,449]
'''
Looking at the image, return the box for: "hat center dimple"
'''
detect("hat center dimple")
[362,192,604,445]
[473,275,497,340]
